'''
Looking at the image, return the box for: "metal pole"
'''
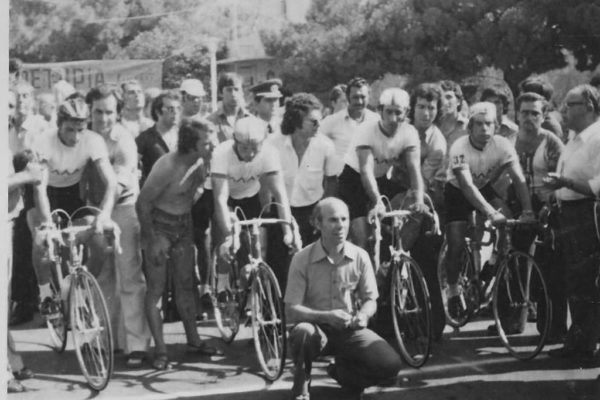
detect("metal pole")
[209,39,218,113]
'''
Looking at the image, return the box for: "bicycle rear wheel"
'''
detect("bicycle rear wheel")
[70,268,113,391]
[211,257,241,343]
[251,262,286,381]
[46,263,68,353]
[390,255,432,368]
[438,240,479,328]
[492,251,550,360]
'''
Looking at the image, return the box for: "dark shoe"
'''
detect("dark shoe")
[326,362,339,384]
[548,347,596,361]
[486,323,522,336]
[7,378,25,393]
[9,305,34,326]
[152,353,172,370]
[448,294,467,320]
[126,351,146,368]
[13,367,34,380]
[187,341,224,356]
[39,296,60,318]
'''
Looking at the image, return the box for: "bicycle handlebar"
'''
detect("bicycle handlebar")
[229,215,302,255]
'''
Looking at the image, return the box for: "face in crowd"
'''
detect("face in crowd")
[14,83,35,119]
[222,80,244,110]
[91,94,118,136]
[441,89,460,117]
[518,100,545,135]
[298,108,322,138]
[413,96,438,131]
[159,98,182,129]
[58,119,88,147]
[468,103,497,149]
[122,82,145,111]
[347,85,369,115]
[182,91,202,116]
[255,96,279,120]
[315,198,350,246]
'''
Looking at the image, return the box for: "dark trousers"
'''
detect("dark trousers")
[11,209,38,313]
[556,199,600,352]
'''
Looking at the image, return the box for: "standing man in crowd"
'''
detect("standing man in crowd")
[329,84,348,115]
[120,80,154,139]
[137,119,222,370]
[438,80,467,152]
[285,197,402,400]
[84,84,152,367]
[180,78,206,119]
[250,79,283,135]
[544,84,600,360]
[136,90,182,184]
[321,77,380,177]
[207,72,251,143]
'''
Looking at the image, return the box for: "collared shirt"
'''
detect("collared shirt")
[392,124,447,188]
[447,135,517,189]
[120,115,154,139]
[9,114,51,153]
[267,133,337,207]
[556,119,600,201]
[284,240,378,323]
[31,128,109,188]
[207,106,251,143]
[83,123,140,206]
[320,108,380,176]
[211,140,281,200]
[345,120,420,178]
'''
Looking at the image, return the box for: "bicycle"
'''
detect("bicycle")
[209,207,300,381]
[42,206,119,391]
[437,211,551,360]
[371,196,441,368]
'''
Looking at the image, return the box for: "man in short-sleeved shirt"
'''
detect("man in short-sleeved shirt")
[285,198,401,400]
[320,77,380,176]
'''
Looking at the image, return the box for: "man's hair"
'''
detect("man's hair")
[151,90,181,122]
[345,77,369,98]
[572,84,600,115]
[85,84,123,113]
[178,118,213,154]
[329,84,347,104]
[590,72,600,89]
[9,58,23,75]
[480,87,510,113]
[518,77,554,101]
[439,80,464,111]
[310,197,349,225]
[408,83,443,123]
[281,93,322,135]
[516,92,548,114]
[218,72,243,94]
[121,79,142,93]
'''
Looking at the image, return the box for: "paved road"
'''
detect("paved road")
[9,312,600,400]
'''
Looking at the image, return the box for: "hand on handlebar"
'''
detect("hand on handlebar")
[219,236,235,263]
[408,201,429,214]
[518,210,536,224]
[487,210,507,226]
[94,212,112,234]
[367,201,386,223]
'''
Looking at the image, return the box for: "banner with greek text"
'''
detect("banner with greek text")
[21,59,163,92]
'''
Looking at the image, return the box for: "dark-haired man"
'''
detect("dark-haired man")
[120,80,153,138]
[250,79,283,136]
[321,77,380,176]
[208,73,251,143]
[137,119,222,370]
[84,85,152,366]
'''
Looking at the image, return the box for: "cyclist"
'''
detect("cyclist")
[28,97,118,316]
[444,102,534,319]
[337,87,428,250]
[211,116,295,294]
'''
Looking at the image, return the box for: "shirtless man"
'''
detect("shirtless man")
[137,119,222,370]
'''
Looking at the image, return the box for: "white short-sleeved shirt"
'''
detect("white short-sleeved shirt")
[32,129,109,188]
[267,133,336,207]
[556,120,600,201]
[320,108,380,176]
[345,120,420,178]
[447,135,517,189]
[211,140,281,199]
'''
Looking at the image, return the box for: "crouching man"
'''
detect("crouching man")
[284,197,402,400]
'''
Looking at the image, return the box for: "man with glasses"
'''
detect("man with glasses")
[337,88,428,250]
[180,78,206,119]
[136,90,183,184]
[544,84,600,361]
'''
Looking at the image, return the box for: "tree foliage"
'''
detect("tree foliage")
[264,0,600,94]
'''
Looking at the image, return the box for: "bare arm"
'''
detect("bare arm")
[93,157,117,222]
[505,161,533,214]
[211,174,232,239]
[455,168,497,217]
[261,171,294,245]
[404,146,426,206]
[286,303,352,330]
[357,147,381,206]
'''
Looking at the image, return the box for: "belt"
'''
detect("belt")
[152,207,190,223]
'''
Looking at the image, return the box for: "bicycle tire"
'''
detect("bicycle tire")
[70,268,114,391]
[437,240,478,328]
[390,255,432,368]
[251,262,287,381]
[492,250,550,360]
[46,262,68,353]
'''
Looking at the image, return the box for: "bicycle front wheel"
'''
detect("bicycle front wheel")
[251,262,286,381]
[70,268,114,391]
[391,255,432,368]
[438,240,479,328]
[212,261,241,343]
[492,251,550,360]
[46,264,68,353]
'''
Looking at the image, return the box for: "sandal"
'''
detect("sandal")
[126,351,146,368]
[187,341,224,356]
[152,353,172,370]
